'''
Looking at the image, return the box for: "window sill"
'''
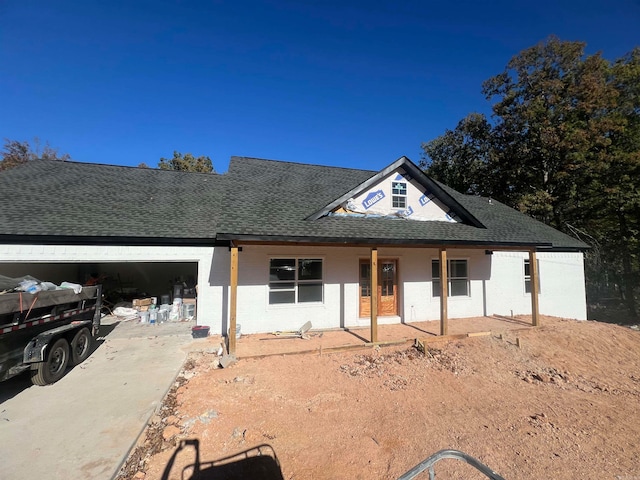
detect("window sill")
[268,302,325,309]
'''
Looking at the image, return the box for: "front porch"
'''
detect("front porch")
[225,244,546,356]
[212,314,541,359]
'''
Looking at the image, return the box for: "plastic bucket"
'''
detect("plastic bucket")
[140,311,150,323]
[182,303,196,319]
[191,325,210,338]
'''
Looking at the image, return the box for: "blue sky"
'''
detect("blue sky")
[1,1,639,173]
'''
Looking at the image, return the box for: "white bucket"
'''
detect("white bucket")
[157,310,168,323]
[182,303,196,320]
[140,311,150,323]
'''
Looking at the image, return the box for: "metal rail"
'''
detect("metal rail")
[397,449,506,480]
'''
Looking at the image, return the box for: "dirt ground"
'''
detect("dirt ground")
[119,316,640,480]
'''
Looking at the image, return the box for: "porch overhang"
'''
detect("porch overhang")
[216,233,558,251]
[223,236,549,355]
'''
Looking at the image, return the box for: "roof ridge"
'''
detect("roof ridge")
[26,159,221,176]
[228,156,377,174]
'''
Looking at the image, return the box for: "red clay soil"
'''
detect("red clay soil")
[121,316,640,480]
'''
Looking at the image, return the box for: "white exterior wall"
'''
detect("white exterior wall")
[233,246,495,334]
[487,251,587,320]
[0,244,222,331]
[1,243,587,336]
[233,246,586,334]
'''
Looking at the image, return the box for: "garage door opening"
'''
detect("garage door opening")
[0,262,198,308]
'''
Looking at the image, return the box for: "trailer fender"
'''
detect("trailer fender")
[23,321,93,364]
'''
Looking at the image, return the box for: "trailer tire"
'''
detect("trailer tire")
[71,327,92,365]
[30,338,70,385]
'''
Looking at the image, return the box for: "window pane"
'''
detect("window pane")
[360,263,370,279]
[432,279,441,297]
[360,262,370,297]
[269,282,295,290]
[450,260,467,278]
[392,196,406,208]
[270,259,295,281]
[298,259,322,281]
[392,182,406,195]
[524,259,540,293]
[450,279,468,296]
[269,290,295,304]
[298,283,323,302]
[432,260,440,279]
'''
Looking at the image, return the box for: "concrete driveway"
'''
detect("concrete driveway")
[0,317,197,480]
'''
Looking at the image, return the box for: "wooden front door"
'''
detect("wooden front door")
[359,259,398,317]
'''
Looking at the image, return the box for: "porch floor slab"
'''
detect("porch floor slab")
[195,315,537,359]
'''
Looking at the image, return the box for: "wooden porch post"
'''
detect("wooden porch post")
[228,245,238,355]
[529,249,540,327]
[370,247,378,343]
[439,247,448,336]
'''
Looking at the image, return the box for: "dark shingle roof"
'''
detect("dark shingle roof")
[0,157,587,250]
[217,156,587,250]
[0,160,222,241]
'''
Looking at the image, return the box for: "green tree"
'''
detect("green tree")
[420,113,494,196]
[0,138,71,171]
[482,36,618,226]
[158,151,214,173]
[421,37,640,320]
[582,47,640,316]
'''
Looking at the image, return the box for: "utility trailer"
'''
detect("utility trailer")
[0,285,102,385]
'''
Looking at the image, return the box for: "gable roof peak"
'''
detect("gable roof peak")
[305,156,485,228]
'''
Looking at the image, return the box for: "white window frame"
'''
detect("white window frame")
[524,259,541,294]
[392,181,407,209]
[431,258,470,297]
[268,257,324,305]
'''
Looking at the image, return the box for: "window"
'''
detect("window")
[432,259,469,297]
[524,259,540,294]
[269,258,323,304]
[392,181,407,209]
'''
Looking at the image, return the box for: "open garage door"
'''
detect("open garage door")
[0,262,198,307]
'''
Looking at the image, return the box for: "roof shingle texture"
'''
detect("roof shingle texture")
[0,160,221,239]
[0,157,587,249]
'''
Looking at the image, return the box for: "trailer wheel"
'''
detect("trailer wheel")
[30,338,70,385]
[71,327,92,365]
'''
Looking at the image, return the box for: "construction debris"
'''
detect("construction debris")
[266,321,313,340]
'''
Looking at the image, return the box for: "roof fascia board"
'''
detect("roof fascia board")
[0,235,219,247]
[216,233,556,249]
[400,161,485,228]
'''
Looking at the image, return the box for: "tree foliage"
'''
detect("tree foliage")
[421,37,640,319]
[0,138,71,171]
[158,151,214,173]
[421,113,493,196]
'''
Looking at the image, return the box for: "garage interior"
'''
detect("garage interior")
[0,262,198,310]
